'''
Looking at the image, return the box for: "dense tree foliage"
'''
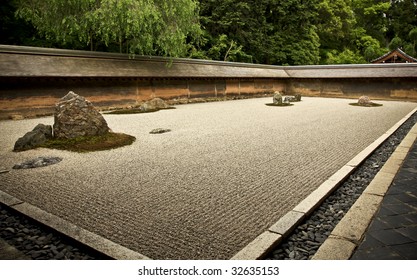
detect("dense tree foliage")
[198,0,320,65]
[13,0,201,57]
[1,0,417,64]
[387,0,417,56]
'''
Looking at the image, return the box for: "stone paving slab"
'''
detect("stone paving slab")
[231,231,282,260]
[351,134,417,260]
[0,97,416,259]
[314,122,417,260]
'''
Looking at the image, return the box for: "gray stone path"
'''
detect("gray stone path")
[351,138,417,260]
[0,97,416,259]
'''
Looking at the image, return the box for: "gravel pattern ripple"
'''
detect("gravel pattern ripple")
[266,111,417,260]
[0,97,416,259]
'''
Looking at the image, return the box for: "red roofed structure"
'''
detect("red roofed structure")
[371,48,417,63]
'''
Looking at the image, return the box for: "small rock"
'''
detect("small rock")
[55,252,65,259]
[13,157,63,169]
[140,98,170,112]
[288,251,297,259]
[13,124,53,151]
[149,128,171,134]
[9,114,24,120]
[37,236,47,242]
[5,227,15,234]
[31,251,42,259]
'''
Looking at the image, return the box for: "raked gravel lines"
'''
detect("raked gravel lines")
[0,97,416,259]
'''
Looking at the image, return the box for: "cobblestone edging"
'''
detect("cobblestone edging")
[266,112,417,260]
[0,205,109,260]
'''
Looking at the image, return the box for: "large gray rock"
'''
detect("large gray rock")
[140,98,170,112]
[53,91,109,139]
[273,92,283,105]
[358,96,371,106]
[14,124,53,151]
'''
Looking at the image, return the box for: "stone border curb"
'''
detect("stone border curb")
[0,190,151,260]
[311,121,417,260]
[231,108,417,260]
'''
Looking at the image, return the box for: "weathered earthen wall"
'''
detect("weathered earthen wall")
[1,45,416,120]
[286,78,417,101]
[0,77,286,119]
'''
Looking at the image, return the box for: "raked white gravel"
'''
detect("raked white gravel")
[0,97,416,259]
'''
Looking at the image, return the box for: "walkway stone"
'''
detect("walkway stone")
[351,138,417,260]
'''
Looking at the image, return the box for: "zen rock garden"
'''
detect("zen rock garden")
[13,91,135,154]
[350,95,383,107]
[106,97,174,114]
[266,91,302,107]
[11,92,381,162]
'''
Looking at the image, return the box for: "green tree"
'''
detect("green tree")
[318,0,391,63]
[359,34,386,61]
[316,0,357,52]
[326,49,366,64]
[199,0,320,65]
[389,36,403,50]
[199,0,265,63]
[266,0,320,65]
[16,0,97,50]
[0,0,32,45]
[352,0,390,46]
[408,27,417,56]
[387,0,417,51]
[16,0,201,57]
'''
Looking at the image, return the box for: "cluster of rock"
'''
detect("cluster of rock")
[353,95,382,107]
[140,98,170,112]
[13,91,110,152]
[272,91,302,106]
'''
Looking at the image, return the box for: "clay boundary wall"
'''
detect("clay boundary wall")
[1,45,416,119]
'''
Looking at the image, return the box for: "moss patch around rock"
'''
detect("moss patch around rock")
[105,107,175,115]
[265,103,294,107]
[40,132,136,152]
[349,102,383,107]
